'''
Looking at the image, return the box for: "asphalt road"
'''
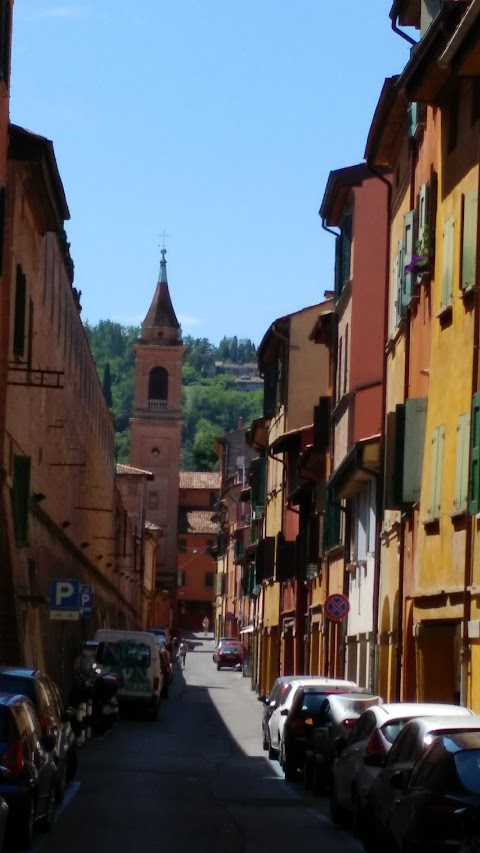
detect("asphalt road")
[29,634,364,853]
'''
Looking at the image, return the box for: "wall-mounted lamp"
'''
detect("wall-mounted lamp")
[31,493,46,503]
[60,520,71,529]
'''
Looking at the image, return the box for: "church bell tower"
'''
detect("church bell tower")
[130,250,185,596]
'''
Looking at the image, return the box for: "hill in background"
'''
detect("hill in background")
[85,320,263,471]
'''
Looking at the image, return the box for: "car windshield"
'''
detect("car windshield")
[455,750,480,794]
[97,641,151,668]
[222,646,241,654]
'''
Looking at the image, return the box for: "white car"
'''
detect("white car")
[267,677,357,758]
[330,701,475,835]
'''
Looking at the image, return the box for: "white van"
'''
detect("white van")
[93,629,163,720]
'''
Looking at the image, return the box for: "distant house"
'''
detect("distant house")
[214,361,263,392]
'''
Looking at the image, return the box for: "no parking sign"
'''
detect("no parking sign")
[324,593,350,622]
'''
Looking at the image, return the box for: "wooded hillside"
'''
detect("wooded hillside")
[84,321,262,470]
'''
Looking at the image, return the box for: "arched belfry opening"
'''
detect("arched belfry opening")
[149,366,168,402]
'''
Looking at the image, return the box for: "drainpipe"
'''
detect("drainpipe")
[391,15,417,46]
[366,162,392,695]
[461,130,480,706]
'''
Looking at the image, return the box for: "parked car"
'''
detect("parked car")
[275,679,359,780]
[304,691,382,793]
[0,691,57,848]
[258,676,307,756]
[331,702,474,835]
[364,714,480,852]
[383,728,480,853]
[0,667,77,803]
[215,642,244,670]
[212,638,236,663]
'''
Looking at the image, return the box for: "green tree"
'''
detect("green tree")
[192,419,220,470]
[102,362,113,408]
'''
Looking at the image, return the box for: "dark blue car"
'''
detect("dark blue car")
[0,692,56,848]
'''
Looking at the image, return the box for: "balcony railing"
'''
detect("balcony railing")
[148,399,167,412]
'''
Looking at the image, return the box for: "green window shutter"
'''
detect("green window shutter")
[454,412,471,513]
[10,455,31,547]
[469,393,480,514]
[461,190,478,290]
[393,404,406,506]
[402,398,428,504]
[442,216,455,307]
[334,235,343,301]
[324,490,341,551]
[418,182,430,248]
[13,265,26,357]
[396,240,404,325]
[427,426,445,519]
[402,210,415,307]
[342,212,353,287]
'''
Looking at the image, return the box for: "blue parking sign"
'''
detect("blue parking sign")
[50,579,80,610]
[79,584,94,619]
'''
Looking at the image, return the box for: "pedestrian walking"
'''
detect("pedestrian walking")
[178,640,188,669]
[202,617,210,637]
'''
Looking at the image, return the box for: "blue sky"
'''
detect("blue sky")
[11,2,412,345]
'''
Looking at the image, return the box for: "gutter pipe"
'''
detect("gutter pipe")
[391,15,417,46]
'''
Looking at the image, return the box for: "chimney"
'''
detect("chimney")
[237,416,244,430]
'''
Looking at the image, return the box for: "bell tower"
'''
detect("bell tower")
[130,250,185,599]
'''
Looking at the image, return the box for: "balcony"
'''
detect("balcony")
[148,399,167,412]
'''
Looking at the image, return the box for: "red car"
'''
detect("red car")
[215,642,244,670]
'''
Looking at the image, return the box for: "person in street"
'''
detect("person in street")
[178,640,188,668]
[202,617,210,637]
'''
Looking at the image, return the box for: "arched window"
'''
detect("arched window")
[149,367,168,400]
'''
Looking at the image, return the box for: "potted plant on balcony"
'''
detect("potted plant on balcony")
[405,225,433,280]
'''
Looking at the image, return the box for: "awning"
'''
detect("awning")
[270,424,313,455]
[329,434,381,501]
[240,625,255,634]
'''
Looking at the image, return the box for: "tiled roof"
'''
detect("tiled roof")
[116,464,154,478]
[178,509,217,534]
[179,472,221,489]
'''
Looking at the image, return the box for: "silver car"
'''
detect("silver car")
[331,702,474,836]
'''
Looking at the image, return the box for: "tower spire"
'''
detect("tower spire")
[159,248,168,284]
[141,247,180,344]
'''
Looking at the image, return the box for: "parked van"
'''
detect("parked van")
[93,629,163,720]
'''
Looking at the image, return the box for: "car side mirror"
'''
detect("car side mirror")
[335,736,346,756]
[257,694,267,704]
[390,769,411,790]
[364,753,386,768]
[42,733,57,753]
[280,708,289,716]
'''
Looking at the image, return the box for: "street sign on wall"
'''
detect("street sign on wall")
[324,593,350,622]
[79,584,94,619]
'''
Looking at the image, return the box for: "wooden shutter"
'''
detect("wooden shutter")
[402,210,415,307]
[13,265,26,356]
[469,393,480,514]
[10,455,31,547]
[396,240,404,325]
[314,396,331,452]
[418,182,431,248]
[263,358,276,417]
[442,216,455,307]
[427,426,445,519]
[334,235,342,301]
[324,491,341,551]
[402,398,427,504]
[453,412,471,514]
[393,404,406,506]
[342,212,353,287]
[461,190,478,290]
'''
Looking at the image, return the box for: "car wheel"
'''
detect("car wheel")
[330,786,347,826]
[55,760,67,803]
[268,736,277,761]
[39,787,56,833]
[14,797,35,849]
[262,730,269,751]
[283,750,297,782]
[217,664,221,671]
[303,756,314,790]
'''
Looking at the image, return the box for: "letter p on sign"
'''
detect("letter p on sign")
[50,578,80,610]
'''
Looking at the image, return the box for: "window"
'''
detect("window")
[461,190,478,291]
[334,212,353,301]
[148,491,159,510]
[13,265,26,357]
[0,1,11,87]
[470,393,480,514]
[343,325,349,395]
[387,724,420,765]
[337,337,343,403]
[177,570,186,587]
[148,366,168,401]
[453,412,471,514]
[178,539,187,553]
[395,239,405,326]
[402,210,415,308]
[346,711,377,746]
[427,425,445,520]
[10,455,31,547]
[205,572,213,588]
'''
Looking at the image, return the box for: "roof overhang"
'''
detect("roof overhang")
[247,417,268,451]
[257,317,290,366]
[329,435,381,501]
[319,163,391,227]
[364,77,408,167]
[438,0,480,76]
[390,0,420,28]
[270,424,313,455]
[9,124,70,231]
[309,309,334,344]
[298,444,326,478]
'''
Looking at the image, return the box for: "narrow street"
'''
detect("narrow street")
[32,635,362,853]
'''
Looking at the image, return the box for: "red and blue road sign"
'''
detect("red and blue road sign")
[324,593,350,622]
